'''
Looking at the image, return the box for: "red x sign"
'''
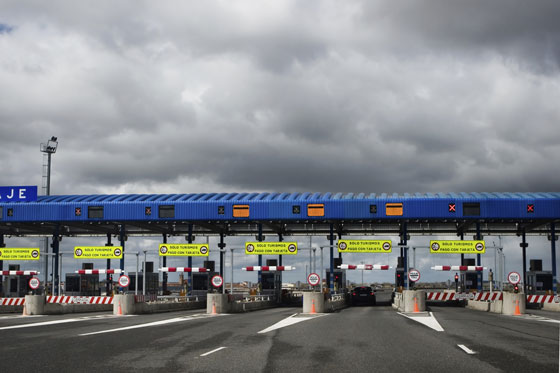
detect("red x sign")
[527,204,534,213]
[75,207,82,216]
[448,203,456,212]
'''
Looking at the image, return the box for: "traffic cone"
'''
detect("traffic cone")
[22,303,28,317]
[413,297,420,313]
[211,301,217,315]
[514,299,521,316]
[117,300,123,316]
[310,299,317,314]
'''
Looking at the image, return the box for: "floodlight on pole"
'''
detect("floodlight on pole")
[40,136,58,295]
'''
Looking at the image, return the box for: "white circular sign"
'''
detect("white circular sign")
[408,269,421,282]
[28,277,40,290]
[507,271,521,285]
[118,275,130,287]
[211,275,223,288]
[307,273,320,286]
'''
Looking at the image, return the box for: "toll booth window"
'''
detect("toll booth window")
[65,276,80,292]
[233,205,250,218]
[463,202,480,216]
[159,205,175,218]
[385,203,403,216]
[307,204,324,217]
[262,273,275,290]
[88,206,104,219]
[370,204,377,214]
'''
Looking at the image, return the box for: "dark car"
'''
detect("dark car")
[351,286,376,306]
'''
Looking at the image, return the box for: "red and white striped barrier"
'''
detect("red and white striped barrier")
[242,266,296,271]
[431,266,486,271]
[0,298,25,306]
[427,292,503,301]
[75,269,123,275]
[338,264,390,270]
[159,267,209,273]
[46,296,113,304]
[526,295,559,303]
[0,271,40,276]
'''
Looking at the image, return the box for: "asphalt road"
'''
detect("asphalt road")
[0,302,558,372]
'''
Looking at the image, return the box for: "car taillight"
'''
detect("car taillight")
[371,292,374,295]
[352,292,356,296]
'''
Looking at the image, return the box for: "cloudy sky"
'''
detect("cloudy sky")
[1,1,559,285]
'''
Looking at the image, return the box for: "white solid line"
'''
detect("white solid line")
[458,344,476,355]
[258,313,328,334]
[200,347,227,357]
[0,314,120,330]
[79,313,227,336]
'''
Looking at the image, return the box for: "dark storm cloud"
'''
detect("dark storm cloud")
[1,0,559,196]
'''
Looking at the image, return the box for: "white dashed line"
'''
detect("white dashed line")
[200,347,227,357]
[457,344,476,355]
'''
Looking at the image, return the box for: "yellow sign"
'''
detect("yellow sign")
[338,240,392,253]
[74,246,123,259]
[0,248,40,260]
[159,244,209,257]
[430,240,486,254]
[245,242,298,255]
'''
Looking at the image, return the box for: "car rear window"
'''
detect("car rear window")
[355,287,372,293]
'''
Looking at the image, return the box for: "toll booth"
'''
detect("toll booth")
[191,260,215,296]
[458,259,478,292]
[65,274,100,296]
[261,260,282,298]
[128,261,159,294]
[2,265,32,297]
[527,259,553,294]
[325,270,345,292]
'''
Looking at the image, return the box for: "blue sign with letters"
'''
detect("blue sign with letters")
[0,186,38,202]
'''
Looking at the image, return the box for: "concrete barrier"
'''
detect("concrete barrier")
[542,302,560,312]
[324,295,346,312]
[303,292,325,313]
[206,293,278,314]
[402,290,426,313]
[489,300,503,314]
[113,294,206,315]
[24,295,45,315]
[502,293,525,315]
[392,292,403,310]
[207,294,230,313]
[466,300,490,312]
[46,303,112,314]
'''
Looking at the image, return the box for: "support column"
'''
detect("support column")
[218,232,226,293]
[119,225,125,272]
[401,223,408,290]
[257,224,263,292]
[0,234,4,296]
[329,224,334,294]
[162,234,168,294]
[476,223,482,292]
[187,224,193,295]
[338,232,342,260]
[520,231,528,294]
[551,223,557,295]
[278,233,283,288]
[52,227,60,296]
[460,232,465,292]
[105,233,112,295]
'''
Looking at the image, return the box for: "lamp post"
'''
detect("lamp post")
[40,136,58,295]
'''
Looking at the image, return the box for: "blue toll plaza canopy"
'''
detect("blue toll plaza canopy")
[0,192,558,237]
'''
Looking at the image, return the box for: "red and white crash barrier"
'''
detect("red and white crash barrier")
[47,296,113,304]
[338,264,390,270]
[526,295,559,303]
[0,270,40,276]
[159,267,209,273]
[427,292,503,301]
[431,266,486,271]
[0,298,25,306]
[242,266,296,271]
[75,269,123,275]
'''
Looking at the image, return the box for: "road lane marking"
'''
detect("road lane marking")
[79,313,228,336]
[397,311,444,332]
[0,315,44,320]
[258,313,328,334]
[512,314,560,324]
[200,347,227,357]
[458,344,476,354]
[0,314,128,330]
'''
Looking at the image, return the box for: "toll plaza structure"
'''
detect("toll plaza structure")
[0,192,559,298]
